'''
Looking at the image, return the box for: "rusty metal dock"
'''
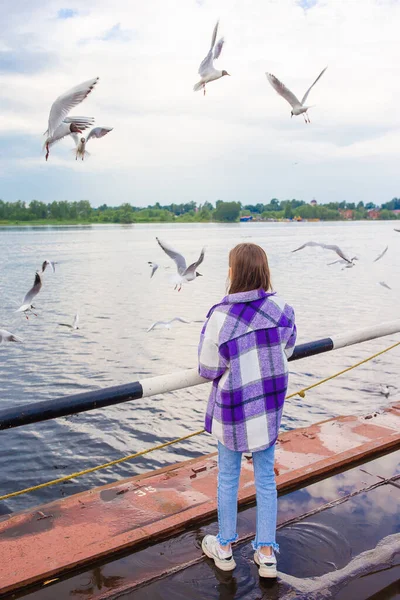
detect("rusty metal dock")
[1,403,399,597]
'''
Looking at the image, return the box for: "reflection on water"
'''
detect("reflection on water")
[0,222,399,512]
[15,452,400,600]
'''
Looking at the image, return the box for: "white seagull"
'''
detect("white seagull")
[148,262,159,278]
[327,257,359,268]
[45,78,99,139]
[147,317,192,333]
[156,237,205,291]
[59,313,80,330]
[292,241,356,265]
[378,281,392,290]
[72,127,113,161]
[44,77,99,159]
[194,21,230,95]
[44,116,95,161]
[379,384,396,399]
[42,260,57,273]
[266,67,327,123]
[15,272,42,318]
[373,246,388,263]
[0,329,23,344]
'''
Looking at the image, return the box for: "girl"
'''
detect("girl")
[198,243,296,578]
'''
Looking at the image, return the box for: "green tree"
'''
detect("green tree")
[214,201,241,222]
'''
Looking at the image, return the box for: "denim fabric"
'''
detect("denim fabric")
[216,441,279,551]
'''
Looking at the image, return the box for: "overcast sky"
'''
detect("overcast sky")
[1,0,399,207]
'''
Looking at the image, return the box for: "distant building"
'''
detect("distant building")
[368,209,380,220]
[392,209,400,216]
[310,198,317,206]
[339,209,353,220]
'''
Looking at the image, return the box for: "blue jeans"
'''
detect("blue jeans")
[216,441,279,552]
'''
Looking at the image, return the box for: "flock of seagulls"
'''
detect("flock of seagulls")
[0,236,206,344]
[291,236,396,291]
[44,77,112,161]
[0,266,78,345]
[42,18,332,161]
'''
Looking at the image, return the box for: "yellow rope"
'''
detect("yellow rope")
[0,429,204,502]
[286,340,400,399]
[1,339,399,503]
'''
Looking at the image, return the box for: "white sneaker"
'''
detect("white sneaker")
[201,535,236,572]
[254,549,277,578]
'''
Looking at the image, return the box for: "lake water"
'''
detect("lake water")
[0,221,399,513]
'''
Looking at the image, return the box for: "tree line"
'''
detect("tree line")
[0,198,399,224]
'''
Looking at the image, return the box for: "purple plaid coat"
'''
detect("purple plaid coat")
[198,289,296,452]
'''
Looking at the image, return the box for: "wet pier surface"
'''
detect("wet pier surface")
[9,450,399,600]
[1,405,399,596]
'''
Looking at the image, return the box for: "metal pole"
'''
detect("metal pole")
[0,320,399,431]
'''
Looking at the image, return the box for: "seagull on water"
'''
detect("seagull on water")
[15,272,42,318]
[266,67,327,123]
[292,242,356,266]
[373,246,388,263]
[148,262,159,278]
[147,317,192,333]
[72,126,113,161]
[44,77,99,160]
[379,384,396,399]
[194,21,230,95]
[0,329,23,344]
[156,237,205,291]
[42,260,57,273]
[59,313,79,330]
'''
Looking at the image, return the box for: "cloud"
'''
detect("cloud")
[0,49,55,74]
[0,0,399,206]
[99,22,135,42]
[298,0,318,9]
[57,8,78,19]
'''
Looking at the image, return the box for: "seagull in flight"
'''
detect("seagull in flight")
[378,281,392,290]
[44,77,99,160]
[59,313,79,330]
[394,228,400,233]
[147,317,192,333]
[15,272,42,318]
[194,21,230,95]
[148,262,159,278]
[42,260,57,273]
[266,67,327,123]
[72,126,113,161]
[373,246,388,263]
[292,241,356,265]
[44,116,95,161]
[327,257,359,268]
[156,237,205,291]
[0,329,23,344]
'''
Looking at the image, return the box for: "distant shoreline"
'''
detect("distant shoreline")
[0,219,395,227]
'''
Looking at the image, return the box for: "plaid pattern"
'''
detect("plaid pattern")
[198,289,296,452]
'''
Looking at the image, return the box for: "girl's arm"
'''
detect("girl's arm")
[282,306,297,359]
[284,323,297,358]
[198,311,228,380]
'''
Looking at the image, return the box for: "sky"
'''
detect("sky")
[1,0,399,207]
